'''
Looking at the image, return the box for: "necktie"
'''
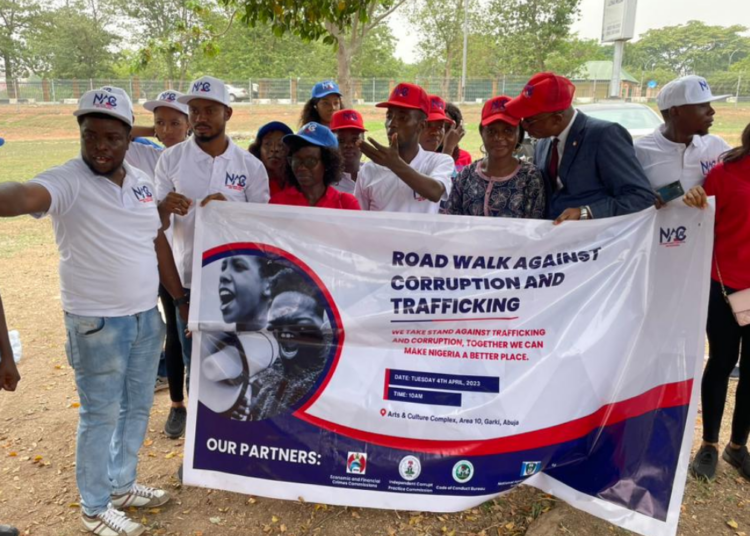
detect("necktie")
[548,138,560,184]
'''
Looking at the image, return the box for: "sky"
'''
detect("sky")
[390,0,750,64]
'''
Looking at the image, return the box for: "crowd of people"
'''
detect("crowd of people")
[0,69,748,536]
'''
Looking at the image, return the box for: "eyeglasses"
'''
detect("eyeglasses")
[288,156,321,170]
[520,112,561,127]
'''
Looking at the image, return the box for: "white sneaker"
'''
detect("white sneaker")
[81,506,145,536]
[111,483,170,509]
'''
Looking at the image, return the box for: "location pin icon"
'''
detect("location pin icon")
[380,409,386,416]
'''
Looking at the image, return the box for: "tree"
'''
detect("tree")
[545,38,611,77]
[0,0,41,97]
[485,0,582,74]
[225,0,406,103]
[407,0,478,97]
[624,21,750,76]
[350,24,405,79]
[29,1,118,79]
[117,0,223,87]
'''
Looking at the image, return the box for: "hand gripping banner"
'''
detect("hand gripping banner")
[184,202,714,536]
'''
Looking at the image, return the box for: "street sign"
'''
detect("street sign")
[601,0,638,42]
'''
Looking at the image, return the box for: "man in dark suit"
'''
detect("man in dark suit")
[506,73,655,223]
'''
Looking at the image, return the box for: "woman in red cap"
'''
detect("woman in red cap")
[270,122,360,210]
[420,95,454,153]
[444,96,545,218]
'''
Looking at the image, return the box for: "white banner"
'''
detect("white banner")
[184,202,713,536]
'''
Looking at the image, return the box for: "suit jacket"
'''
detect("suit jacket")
[534,112,655,219]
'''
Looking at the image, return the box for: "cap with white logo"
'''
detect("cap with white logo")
[144,90,189,115]
[73,89,133,127]
[177,76,231,107]
[657,75,731,111]
[99,86,133,108]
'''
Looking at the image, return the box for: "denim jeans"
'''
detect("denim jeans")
[64,307,165,516]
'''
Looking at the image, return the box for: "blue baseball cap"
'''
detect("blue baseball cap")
[257,121,293,141]
[0,138,4,147]
[283,122,338,149]
[311,80,341,99]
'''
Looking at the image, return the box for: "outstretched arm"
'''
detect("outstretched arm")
[0,182,52,217]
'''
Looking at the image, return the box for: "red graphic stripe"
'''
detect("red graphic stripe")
[295,379,693,456]
[383,369,390,400]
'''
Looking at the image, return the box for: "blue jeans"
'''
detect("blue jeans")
[64,307,165,516]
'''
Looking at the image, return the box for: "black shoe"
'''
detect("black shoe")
[164,407,187,439]
[691,445,719,480]
[723,444,750,481]
[0,525,20,536]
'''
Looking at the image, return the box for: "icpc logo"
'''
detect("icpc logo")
[346,452,367,475]
[660,226,687,247]
[398,455,421,481]
[93,93,117,109]
[193,81,211,93]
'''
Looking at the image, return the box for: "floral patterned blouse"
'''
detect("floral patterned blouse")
[444,159,546,219]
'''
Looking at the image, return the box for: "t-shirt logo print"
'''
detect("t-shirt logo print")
[132,184,154,203]
[225,172,247,191]
[93,93,117,110]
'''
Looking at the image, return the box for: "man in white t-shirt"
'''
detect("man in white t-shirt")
[155,75,270,385]
[356,83,454,213]
[0,89,189,535]
[635,75,731,202]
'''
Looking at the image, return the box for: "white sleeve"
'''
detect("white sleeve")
[430,154,456,201]
[245,159,270,204]
[354,165,371,210]
[125,143,162,178]
[154,150,174,202]
[28,164,80,217]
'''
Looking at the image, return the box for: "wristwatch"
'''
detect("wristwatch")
[579,206,591,220]
[174,295,190,308]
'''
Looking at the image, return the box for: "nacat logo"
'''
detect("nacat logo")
[395,85,410,98]
[431,98,445,111]
[701,159,719,175]
[225,172,247,190]
[322,82,335,90]
[699,80,710,91]
[93,93,117,109]
[193,81,211,93]
[491,98,509,113]
[162,92,177,102]
[132,185,153,203]
[303,123,318,134]
[660,226,687,247]
[343,111,359,122]
[523,84,535,97]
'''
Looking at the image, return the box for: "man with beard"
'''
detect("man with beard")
[506,73,654,223]
[355,83,455,213]
[0,89,188,535]
[635,75,731,202]
[155,75,270,388]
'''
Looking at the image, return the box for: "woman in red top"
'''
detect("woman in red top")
[249,121,293,196]
[684,122,750,482]
[270,122,360,210]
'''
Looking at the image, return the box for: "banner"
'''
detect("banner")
[184,202,714,536]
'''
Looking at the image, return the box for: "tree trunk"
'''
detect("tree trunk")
[3,53,16,99]
[337,37,355,106]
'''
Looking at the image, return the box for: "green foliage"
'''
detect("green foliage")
[350,24,406,78]
[545,38,611,77]
[0,0,43,80]
[624,21,750,75]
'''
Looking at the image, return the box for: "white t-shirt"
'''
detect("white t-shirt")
[354,147,454,213]
[30,158,161,317]
[155,137,269,288]
[332,172,357,195]
[125,141,162,178]
[635,125,731,191]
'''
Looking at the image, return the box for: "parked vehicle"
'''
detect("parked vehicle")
[576,102,664,139]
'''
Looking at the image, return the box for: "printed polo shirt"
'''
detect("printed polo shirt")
[30,158,161,317]
[155,136,269,287]
[635,125,731,191]
[354,146,454,213]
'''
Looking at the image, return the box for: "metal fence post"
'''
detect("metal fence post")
[372,78,375,104]
[51,79,56,103]
[249,78,253,104]
[89,79,94,91]
[129,79,134,100]
[502,74,506,95]
[736,74,742,108]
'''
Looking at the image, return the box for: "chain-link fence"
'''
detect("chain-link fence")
[1,74,749,105]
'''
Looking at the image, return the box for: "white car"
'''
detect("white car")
[576,102,664,139]
[226,84,260,102]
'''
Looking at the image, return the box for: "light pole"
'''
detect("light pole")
[728,49,742,68]
[460,0,468,103]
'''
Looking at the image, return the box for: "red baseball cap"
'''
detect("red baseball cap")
[330,109,367,132]
[376,83,430,116]
[481,96,520,127]
[426,95,455,125]
[505,73,576,119]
